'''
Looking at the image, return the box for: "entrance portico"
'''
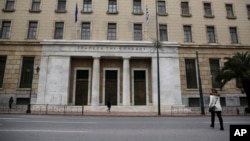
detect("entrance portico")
[36,40,182,112]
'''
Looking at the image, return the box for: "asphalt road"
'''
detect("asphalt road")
[0,114,249,141]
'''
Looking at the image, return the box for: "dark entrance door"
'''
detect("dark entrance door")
[134,70,146,105]
[75,70,89,105]
[105,70,118,105]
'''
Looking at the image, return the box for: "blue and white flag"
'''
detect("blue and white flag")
[75,3,78,23]
[146,5,149,24]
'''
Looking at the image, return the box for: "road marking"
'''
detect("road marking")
[0,129,88,133]
[12,121,97,124]
[0,118,21,120]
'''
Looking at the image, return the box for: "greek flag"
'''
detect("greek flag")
[75,3,78,23]
[146,5,149,24]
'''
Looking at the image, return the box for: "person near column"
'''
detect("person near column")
[209,88,224,130]
[107,101,111,112]
[9,97,14,110]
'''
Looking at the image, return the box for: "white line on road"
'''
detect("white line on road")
[0,129,88,133]
[11,121,97,124]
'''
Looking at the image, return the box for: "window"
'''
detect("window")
[81,22,90,40]
[183,25,192,42]
[0,21,11,39]
[57,0,66,11]
[31,0,41,11]
[0,56,7,88]
[158,1,166,14]
[209,59,220,88]
[181,2,190,16]
[133,0,142,14]
[189,98,200,107]
[107,23,116,40]
[108,0,117,13]
[19,57,35,88]
[4,0,15,11]
[134,24,142,41]
[54,22,64,39]
[206,26,216,43]
[83,0,92,12]
[204,3,213,17]
[159,25,168,41]
[27,21,38,39]
[229,27,238,43]
[247,5,250,19]
[226,4,236,19]
[185,59,198,89]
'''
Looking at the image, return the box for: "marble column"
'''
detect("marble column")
[91,57,100,106]
[122,57,130,106]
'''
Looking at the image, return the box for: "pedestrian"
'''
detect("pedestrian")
[9,97,14,110]
[209,88,224,130]
[107,101,111,112]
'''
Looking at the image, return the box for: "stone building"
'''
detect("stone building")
[0,0,249,112]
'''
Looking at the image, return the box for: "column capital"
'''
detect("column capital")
[123,56,131,60]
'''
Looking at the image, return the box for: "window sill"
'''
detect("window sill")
[2,9,15,12]
[204,15,215,18]
[81,10,93,14]
[157,13,168,16]
[25,38,37,40]
[16,88,31,91]
[106,11,119,15]
[132,11,144,15]
[181,14,192,17]
[226,16,237,19]
[29,9,41,13]
[55,10,67,13]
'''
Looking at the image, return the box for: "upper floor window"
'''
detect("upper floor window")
[203,3,213,18]
[27,21,38,39]
[56,0,66,12]
[19,57,35,88]
[83,0,92,13]
[181,2,191,17]
[107,23,116,40]
[134,24,142,41]
[183,25,192,42]
[30,0,41,12]
[226,4,236,19]
[159,24,168,41]
[209,59,220,88]
[3,0,15,12]
[206,26,216,43]
[54,22,64,39]
[0,21,11,39]
[229,27,239,44]
[108,0,117,14]
[81,22,91,40]
[158,1,167,15]
[247,5,250,19]
[133,0,142,14]
[0,56,7,88]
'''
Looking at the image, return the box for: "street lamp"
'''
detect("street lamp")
[26,66,40,113]
[155,0,161,116]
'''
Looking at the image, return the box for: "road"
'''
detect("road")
[0,114,249,141]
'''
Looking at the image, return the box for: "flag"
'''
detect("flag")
[75,3,78,23]
[146,5,149,24]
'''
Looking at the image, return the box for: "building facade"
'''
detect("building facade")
[0,0,249,112]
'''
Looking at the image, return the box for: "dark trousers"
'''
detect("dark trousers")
[211,111,224,128]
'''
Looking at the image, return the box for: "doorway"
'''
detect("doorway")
[104,70,118,105]
[75,70,89,105]
[133,70,146,105]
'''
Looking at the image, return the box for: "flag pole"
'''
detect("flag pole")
[75,3,78,40]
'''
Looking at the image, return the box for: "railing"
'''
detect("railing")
[0,103,247,116]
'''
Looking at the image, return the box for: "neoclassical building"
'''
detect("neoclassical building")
[0,0,249,112]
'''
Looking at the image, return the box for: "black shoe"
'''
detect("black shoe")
[220,128,224,131]
[210,125,214,128]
